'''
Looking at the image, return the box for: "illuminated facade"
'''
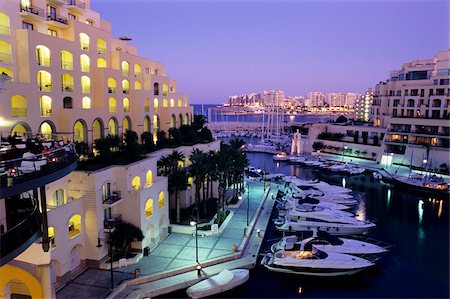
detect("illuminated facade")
[354,89,373,122]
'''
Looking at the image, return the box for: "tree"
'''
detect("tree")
[179,124,196,144]
[168,127,182,146]
[200,127,213,142]
[312,142,324,151]
[74,141,88,156]
[169,169,189,223]
[336,115,348,123]
[110,222,143,259]
[140,131,155,152]
[123,130,140,160]
[156,130,168,148]
[215,144,232,222]
[192,114,207,132]
[189,149,208,220]
[94,138,111,162]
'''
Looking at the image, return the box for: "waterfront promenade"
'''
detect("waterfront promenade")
[57,179,276,299]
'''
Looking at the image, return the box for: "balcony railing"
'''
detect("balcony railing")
[46,14,68,25]
[103,191,122,205]
[0,196,41,266]
[67,0,85,9]
[104,214,122,230]
[20,5,45,18]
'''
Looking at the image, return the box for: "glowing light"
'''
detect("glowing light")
[418,200,423,224]
[342,177,346,188]
[438,200,443,218]
[387,189,391,207]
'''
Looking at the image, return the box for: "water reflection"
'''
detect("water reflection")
[355,198,366,221]
[386,189,391,209]
[342,177,346,188]
[418,200,424,224]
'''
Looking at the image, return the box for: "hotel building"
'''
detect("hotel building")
[371,50,450,167]
[354,89,373,122]
[0,0,219,297]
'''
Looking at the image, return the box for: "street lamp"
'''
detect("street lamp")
[342,144,348,162]
[190,221,199,264]
[97,233,114,289]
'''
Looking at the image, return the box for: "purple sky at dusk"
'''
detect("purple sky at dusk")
[91,0,449,104]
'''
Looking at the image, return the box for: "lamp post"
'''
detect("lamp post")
[190,221,199,264]
[97,233,114,289]
[342,144,348,162]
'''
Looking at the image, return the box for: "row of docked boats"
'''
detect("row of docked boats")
[261,177,389,277]
[274,154,366,175]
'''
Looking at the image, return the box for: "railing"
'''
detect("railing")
[0,53,12,63]
[19,5,45,18]
[67,0,85,9]
[12,108,27,118]
[46,13,68,25]
[0,143,78,189]
[103,191,122,205]
[104,214,122,230]
[0,196,41,266]
[0,25,10,36]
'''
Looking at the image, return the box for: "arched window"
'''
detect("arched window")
[170,114,176,128]
[162,84,168,96]
[11,95,27,117]
[48,227,56,248]
[122,117,130,132]
[107,77,117,93]
[153,115,159,142]
[0,12,11,36]
[79,33,90,50]
[68,214,81,238]
[97,38,106,54]
[132,176,140,190]
[162,99,168,107]
[134,81,142,90]
[153,82,159,95]
[11,122,30,137]
[73,120,86,142]
[154,68,159,75]
[144,98,150,112]
[134,64,142,78]
[145,198,153,219]
[121,61,129,76]
[80,54,90,72]
[0,40,12,63]
[60,50,73,70]
[143,116,150,132]
[82,96,91,109]
[108,97,117,114]
[97,58,107,68]
[92,119,103,141]
[177,99,183,107]
[122,79,129,94]
[36,45,51,67]
[154,98,159,112]
[40,121,54,139]
[40,95,52,116]
[81,75,91,93]
[52,188,65,207]
[146,170,153,185]
[37,70,52,92]
[0,67,12,78]
[184,113,189,125]
[123,98,130,112]
[169,98,174,108]
[63,97,73,109]
[178,114,183,128]
[61,73,74,92]
[158,191,165,209]
[108,118,117,135]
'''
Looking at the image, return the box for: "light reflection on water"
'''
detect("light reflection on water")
[386,188,391,208]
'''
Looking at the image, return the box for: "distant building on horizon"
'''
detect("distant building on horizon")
[355,89,373,122]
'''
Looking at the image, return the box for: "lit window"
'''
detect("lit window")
[109,97,117,114]
[145,198,153,219]
[146,170,153,185]
[82,96,91,109]
[47,29,57,37]
[11,95,27,117]
[48,227,56,248]
[79,32,90,51]
[158,191,164,209]
[132,176,140,190]
[68,214,81,238]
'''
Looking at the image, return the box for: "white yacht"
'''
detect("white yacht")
[270,232,388,256]
[291,191,358,206]
[261,246,374,276]
[276,207,376,235]
[273,152,290,161]
[281,196,351,211]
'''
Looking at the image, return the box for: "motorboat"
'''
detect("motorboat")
[186,269,249,299]
[270,231,388,256]
[276,207,376,235]
[391,173,449,195]
[292,191,358,206]
[273,152,290,161]
[281,195,351,211]
[261,246,374,276]
[288,156,306,164]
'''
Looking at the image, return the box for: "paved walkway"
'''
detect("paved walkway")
[56,179,274,299]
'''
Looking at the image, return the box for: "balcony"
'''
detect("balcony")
[19,5,45,21]
[103,214,122,232]
[0,197,41,267]
[102,191,123,207]
[0,143,78,198]
[67,0,85,13]
[46,14,69,28]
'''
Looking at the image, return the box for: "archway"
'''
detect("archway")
[0,265,43,298]
[73,120,87,143]
[68,244,83,271]
[92,118,103,141]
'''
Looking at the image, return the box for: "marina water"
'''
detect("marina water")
[159,151,449,298]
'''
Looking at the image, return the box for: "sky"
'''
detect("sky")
[90,0,449,104]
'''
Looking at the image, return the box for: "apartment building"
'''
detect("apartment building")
[371,50,450,167]
[355,89,373,122]
[0,0,216,297]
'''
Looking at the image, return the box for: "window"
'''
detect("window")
[154,98,159,112]
[97,38,106,55]
[123,98,130,112]
[22,22,33,30]
[0,40,12,63]
[145,198,153,219]
[153,82,159,95]
[146,170,153,185]
[68,13,77,20]
[73,120,86,142]
[122,79,130,94]
[107,78,117,93]
[0,12,11,36]
[158,191,164,209]
[144,98,150,112]
[47,29,57,37]
[121,61,129,76]
[108,97,117,114]
[134,64,142,78]
[134,81,142,90]
[163,99,168,107]
[67,214,81,238]
[162,84,168,96]
[80,75,90,93]
[86,19,94,26]
[60,50,73,70]
[61,73,74,92]
[80,54,90,72]
[11,95,27,117]
[79,33,90,51]
[82,97,91,109]
[145,67,150,74]
[108,118,117,135]
[47,5,56,21]
[169,98,174,107]
[37,70,52,91]
[53,189,65,206]
[36,45,51,67]
[48,227,56,248]
[132,176,140,190]
[63,97,72,109]
[177,99,183,107]
[97,58,107,68]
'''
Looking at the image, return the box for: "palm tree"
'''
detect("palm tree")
[157,155,171,176]
[206,150,218,200]
[169,168,189,223]
[167,150,185,173]
[216,143,232,220]
[189,149,207,220]
[110,222,144,259]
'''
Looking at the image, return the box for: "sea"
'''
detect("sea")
[192,104,337,124]
[158,151,449,298]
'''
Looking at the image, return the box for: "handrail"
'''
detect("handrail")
[0,195,41,266]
